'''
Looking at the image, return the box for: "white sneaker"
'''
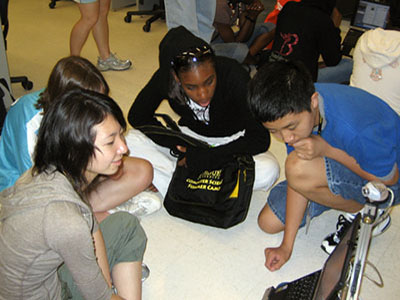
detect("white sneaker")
[108,191,162,217]
[97,53,132,71]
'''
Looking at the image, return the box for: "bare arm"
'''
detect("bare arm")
[214,22,238,42]
[215,0,264,43]
[265,185,308,271]
[214,18,255,43]
[249,28,275,56]
[331,7,342,28]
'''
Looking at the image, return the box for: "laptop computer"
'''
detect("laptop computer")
[342,0,391,56]
[262,214,361,300]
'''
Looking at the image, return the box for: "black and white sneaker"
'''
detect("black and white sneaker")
[321,210,391,255]
[321,214,352,255]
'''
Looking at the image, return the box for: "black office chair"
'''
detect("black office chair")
[49,0,59,9]
[124,0,165,32]
[0,0,33,90]
[49,0,72,9]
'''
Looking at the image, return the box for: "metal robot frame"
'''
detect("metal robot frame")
[343,181,394,300]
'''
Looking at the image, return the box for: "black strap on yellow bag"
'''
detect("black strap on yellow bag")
[136,113,209,153]
[137,114,255,229]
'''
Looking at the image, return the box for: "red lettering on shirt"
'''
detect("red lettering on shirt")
[279,33,299,56]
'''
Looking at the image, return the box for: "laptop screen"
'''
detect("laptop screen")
[313,214,360,300]
[352,0,390,30]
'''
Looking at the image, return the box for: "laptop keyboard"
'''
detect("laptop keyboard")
[286,270,321,300]
[342,29,363,56]
[343,29,363,47]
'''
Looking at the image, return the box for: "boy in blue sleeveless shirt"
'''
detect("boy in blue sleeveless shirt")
[247,60,400,271]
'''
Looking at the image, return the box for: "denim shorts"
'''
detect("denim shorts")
[268,157,400,227]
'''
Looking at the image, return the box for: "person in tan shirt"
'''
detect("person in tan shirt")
[0,89,147,299]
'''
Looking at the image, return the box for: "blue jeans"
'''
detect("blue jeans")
[211,22,275,63]
[164,0,216,43]
[268,157,400,227]
[317,57,354,84]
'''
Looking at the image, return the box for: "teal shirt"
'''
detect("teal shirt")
[0,89,44,191]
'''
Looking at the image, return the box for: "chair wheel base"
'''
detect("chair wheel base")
[143,24,151,32]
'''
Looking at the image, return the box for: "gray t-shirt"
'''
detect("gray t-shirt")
[0,170,111,300]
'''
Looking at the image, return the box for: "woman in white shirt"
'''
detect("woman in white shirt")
[350,28,400,114]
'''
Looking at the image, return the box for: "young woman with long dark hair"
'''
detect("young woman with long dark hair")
[0,89,146,299]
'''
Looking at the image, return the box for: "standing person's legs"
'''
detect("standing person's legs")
[164,0,198,36]
[164,0,216,43]
[195,0,217,43]
[70,0,99,56]
[72,0,131,71]
[92,0,111,60]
